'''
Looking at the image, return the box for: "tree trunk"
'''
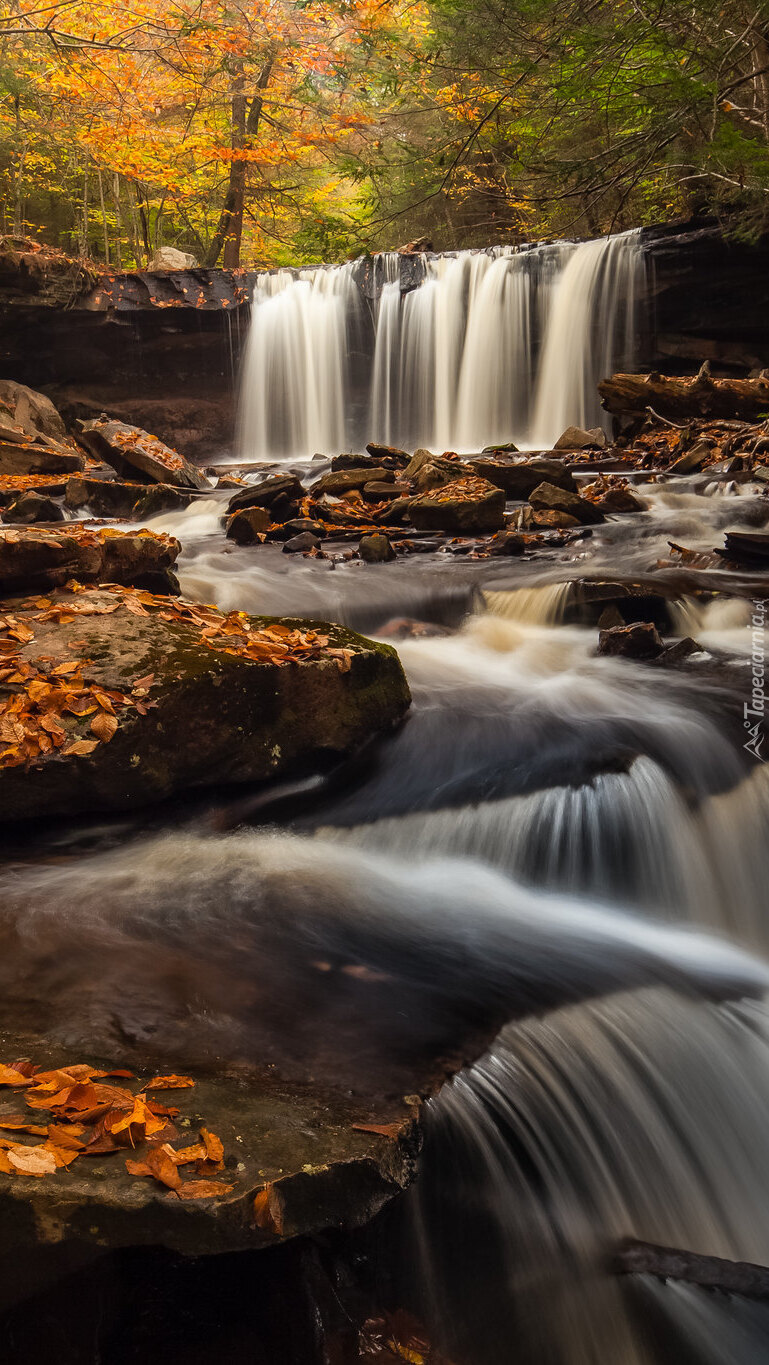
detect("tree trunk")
[599,370,769,421]
[206,54,274,269]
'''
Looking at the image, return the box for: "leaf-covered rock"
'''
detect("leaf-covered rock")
[0,585,411,820]
[77,420,211,491]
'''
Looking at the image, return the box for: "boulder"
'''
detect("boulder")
[655,636,704,666]
[403,449,465,482]
[131,484,199,520]
[411,460,459,492]
[468,457,576,498]
[312,468,391,497]
[363,480,409,501]
[597,486,646,513]
[65,477,147,520]
[0,526,180,595]
[409,477,506,533]
[78,421,211,492]
[226,474,303,521]
[720,530,769,564]
[0,587,411,821]
[359,533,396,563]
[668,442,711,475]
[226,507,271,544]
[0,381,67,442]
[597,621,664,660]
[0,438,84,477]
[553,425,608,451]
[529,481,606,525]
[488,531,526,556]
[283,532,320,554]
[149,246,199,270]
[2,492,64,525]
[365,442,410,465]
[514,506,579,530]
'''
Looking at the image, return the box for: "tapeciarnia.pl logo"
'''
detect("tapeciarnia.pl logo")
[745,598,767,761]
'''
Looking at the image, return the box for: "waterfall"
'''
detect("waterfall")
[238,231,645,462]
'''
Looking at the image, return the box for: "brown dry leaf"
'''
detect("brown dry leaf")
[351,1122,403,1140]
[0,1065,31,1087]
[7,1146,57,1177]
[63,739,99,757]
[90,711,118,742]
[147,1075,195,1091]
[200,1128,224,1165]
[51,660,84,676]
[0,1151,13,1174]
[108,1095,166,1138]
[46,1124,85,1149]
[253,1182,285,1234]
[175,1179,235,1201]
[171,1143,207,1165]
[126,1143,181,1190]
[0,1117,49,1136]
[44,1142,81,1168]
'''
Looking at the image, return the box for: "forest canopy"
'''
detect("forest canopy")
[3,0,769,265]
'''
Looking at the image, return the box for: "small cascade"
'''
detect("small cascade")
[483,582,572,625]
[238,231,645,461]
[407,991,769,1364]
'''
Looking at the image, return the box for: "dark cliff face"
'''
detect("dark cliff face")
[1,224,769,461]
[640,221,769,374]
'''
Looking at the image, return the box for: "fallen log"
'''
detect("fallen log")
[599,370,769,422]
[612,1238,769,1300]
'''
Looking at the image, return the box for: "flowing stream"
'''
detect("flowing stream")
[20,251,769,1359]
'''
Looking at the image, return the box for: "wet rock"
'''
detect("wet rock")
[597,621,664,660]
[0,588,411,821]
[78,420,211,491]
[359,533,396,563]
[149,246,199,270]
[515,507,580,530]
[529,481,606,525]
[481,441,519,454]
[720,530,769,564]
[331,452,371,470]
[654,636,704,666]
[403,449,465,483]
[410,477,505,533]
[65,476,146,519]
[597,486,646,514]
[131,485,198,520]
[283,518,326,538]
[363,480,409,501]
[0,526,180,595]
[283,532,320,554]
[226,474,303,520]
[468,457,576,498]
[2,492,64,524]
[0,438,84,477]
[553,425,608,451]
[488,530,526,555]
[226,506,271,544]
[312,468,391,497]
[0,381,67,442]
[365,442,410,465]
[668,441,711,475]
[378,496,414,526]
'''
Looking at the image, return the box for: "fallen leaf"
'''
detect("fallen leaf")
[253,1182,285,1234]
[62,739,99,757]
[147,1075,195,1091]
[126,1143,181,1190]
[0,1065,31,1087]
[175,1179,235,1201]
[90,711,118,742]
[352,1123,403,1139]
[7,1146,57,1177]
[200,1127,224,1164]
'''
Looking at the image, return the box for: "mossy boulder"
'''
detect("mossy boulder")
[0,586,411,821]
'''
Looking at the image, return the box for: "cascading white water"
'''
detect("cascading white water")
[238,231,644,462]
[237,264,359,461]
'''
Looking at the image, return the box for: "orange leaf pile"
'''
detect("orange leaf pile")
[0,1059,234,1200]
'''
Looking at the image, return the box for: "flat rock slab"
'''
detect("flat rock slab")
[78,420,211,491]
[0,1027,420,1258]
[410,477,505,533]
[0,526,180,594]
[0,585,410,820]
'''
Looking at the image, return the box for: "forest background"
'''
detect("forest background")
[3,0,769,268]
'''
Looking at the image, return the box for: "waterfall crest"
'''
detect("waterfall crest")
[238,231,645,461]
